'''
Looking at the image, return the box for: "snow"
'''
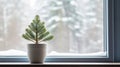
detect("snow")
[0,49,27,56]
[0,49,106,57]
[47,51,107,57]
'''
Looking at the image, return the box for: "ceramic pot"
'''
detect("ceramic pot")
[27,44,46,63]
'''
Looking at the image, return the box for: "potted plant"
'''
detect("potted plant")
[22,15,54,63]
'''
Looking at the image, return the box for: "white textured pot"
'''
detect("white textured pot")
[27,44,46,63]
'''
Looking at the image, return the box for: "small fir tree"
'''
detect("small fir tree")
[22,15,54,44]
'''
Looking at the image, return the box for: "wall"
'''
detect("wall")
[114,0,120,62]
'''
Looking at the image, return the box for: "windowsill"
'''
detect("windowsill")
[0,62,119,65]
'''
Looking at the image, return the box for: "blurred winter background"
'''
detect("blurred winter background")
[0,0,106,57]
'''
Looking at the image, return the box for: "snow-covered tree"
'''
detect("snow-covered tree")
[2,0,28,50]
[34,0,84,53]
[80,0,103,53]
[34,0,104,53]
[0,0,7,50]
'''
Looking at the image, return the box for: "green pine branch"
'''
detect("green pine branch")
[22,15,54,44]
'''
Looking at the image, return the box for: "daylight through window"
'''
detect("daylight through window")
[0,0,107,58]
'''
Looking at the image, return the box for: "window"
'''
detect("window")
[0,0,114,62]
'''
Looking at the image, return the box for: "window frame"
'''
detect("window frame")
[0,0,114,62]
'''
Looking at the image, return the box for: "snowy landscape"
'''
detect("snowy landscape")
[0,0,106,57]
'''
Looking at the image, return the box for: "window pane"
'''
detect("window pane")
[0,0,107,57]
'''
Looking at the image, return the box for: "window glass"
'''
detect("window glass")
[0,0,106,57]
